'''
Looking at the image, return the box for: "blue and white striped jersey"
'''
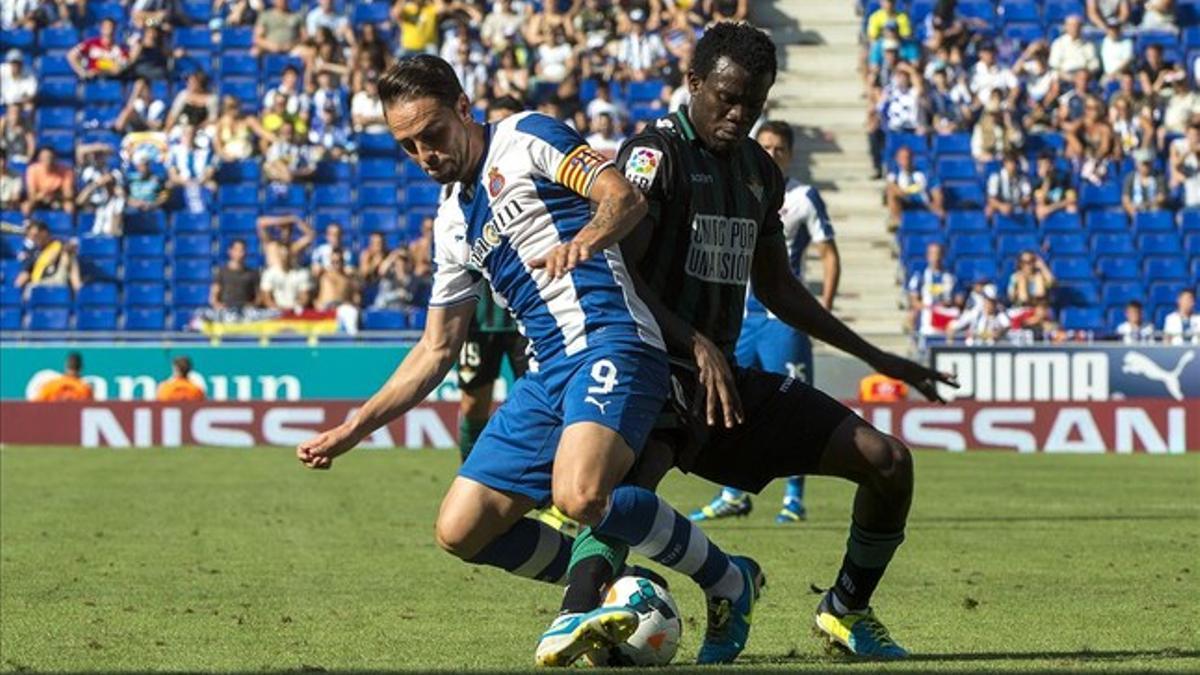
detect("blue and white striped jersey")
[745,177,835,316]
[428,112,665,368]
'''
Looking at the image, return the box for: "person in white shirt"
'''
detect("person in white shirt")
[1049,15,1100,77]
[304,0,354,46]
[585,112,624,160]
[970,42,1018,103]
[907,242,958,335]
[0,0,37,30]
[616,11,667,81]
[946,285,1010,345]
[584,81,629,127]
[75,144,125,236]
[262,66,310,119]
[310,222,354,274]
[885,145,945,228]
[1116,300,1156,344]
[1099,25,1133,82]
[986,152,1033,218]
[351,76,388,134]
[166,124,217,215]
[535,26,575,84]
[0,50,36,109]
[1163,289,1200,345]
[260,240,313,312]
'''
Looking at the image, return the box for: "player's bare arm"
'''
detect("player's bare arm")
[750,236,956,402]
[529,167,647,279]
[296,301,476,469]
[817,239,841,311]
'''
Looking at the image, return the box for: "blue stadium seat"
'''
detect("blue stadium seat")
[627,80,663,104]
[1144,257,1189,281]
[899,211,941,233]
[29,307,70,331]
[173,258,212,282]
[125,282,165,306]
[1150,282,1187,308]
[314,160,352,183]
[126,209,168,235]
[124,307,166,331]
[403,161,429,182]
[39,130,75,157]
[954,257,998,283]
[77,282,118,307]
[405,183,441,207]
[37,106,75,130]
[314,183,352,207]
[182,0,212,22]
[1138,233,1182,255]
[0,28,34,50]
[1039,210,1082,233]
[884,132,927,157]
[1051,257,1093,281]
[81,104,121,128]
[957,0,996,21]
[1045,0,1085,24]
[38,78,78,105]
[358,159,398,181]
[1079,181,1122,210]
[125,234,166,258]
[0,285,20,306]
[40,26,80,49]
[1133,210,1175,233]
[1102,282,1145,309]
[174,234,212,257]
[125,258,166,281]
[29,285,71,306]
[173,282,210,306]
[1182,208,1200,234]
[1003,23,1043,43]
[1044,233,1088,256]
[81,257,119,281]
[261,53,304,77]
[76,307,118,330]
[993,212,1036,232]
[78,236,119,258]
[359,133,398,157]
[35,210,74,236]
[943,182,985,209]
[950,234,992,258]
[83,80,123,104]
[1185,233,1200,256]
[38,54,74,77]
[360,208,399,233]
[1085,210,1128,232]
[221,27,254,50]
[171,212,212,233]
[219,183,258,208]
[1056,282,1100,307]
[997,233,1040,257]
[315,208,352,230]
[220,78,259,106]
[931,133,971,157]
[86,2,126,23]
[1091,232,1136,256]
[267,184,307,210]
[1094,255,1137,279]
[946,210,988,233]
[1193,259,1200,284]
[0,307,21,330]
[363,309,407,330]
[219,210,258,234]
[175,26,213,50]
[936,157,978,181]
[217,160,262,184]
[1060,307,1105,331]
[220,51,258,77]
[1025,132,1066,156]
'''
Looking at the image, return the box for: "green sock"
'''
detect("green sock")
[458,417,486,463]
[560,527,628,614]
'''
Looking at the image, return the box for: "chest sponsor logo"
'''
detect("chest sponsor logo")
[468,198,525,270]
[690,173,713,184]
[624,146,662,192]
[685,214,757,285]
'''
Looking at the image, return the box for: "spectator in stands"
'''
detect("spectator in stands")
[871,61,924,177]
[253,0,305,56]
[986,151,1033,219]
[481,0,523,50]
[1086,0,1130,31]
[866,0,911,42]
[210,0,261,33]
[394,0,441,57]
[486,95,523,125]
[372,247,429,313]
[156,356,206,401]
[213,95,264,162]
[448,41,488,104]
[259,239,313,312]
[1159,69,1200,138]
[114,77,167,133]
[1116,299,1155,343]
[489,47,530,103]
[310,221,353,273]
[869,23,919,77]
[906,241,957,334]
[1170,125,1200,207]
[125,152,168,211]
[22,146,75,217]
[130,0,186,30]
[358,231,389,284]
[1138,43,1174,100]
[409,215,434,277]
[0,0,36,29]
[0,151,21,210]
[166,124,217,214]
[946,284,1009,345]
[1017,298,1062,341]
[263,65,311,123]
[210,238,262,312]
[585,81,628,127]
[0,105,34,165]
[1054,68,1096,131]
[14,220,81,293]
[1007,250,1055,307]
[68,18,129,79]
[1110,95,1154,156]
[0,50,37,110]
[1049,15,1099,77]
[1032,151,1078,221]
[1140,0,1177,31]
[75,144,125,236]
[1123,149,1168,217]
[32,352,93,402]
[536,25,577,85]
[306,30,350,86]
[1099,25,1133,83]
[885,145,944,229]
[305,0,354,48]
[256,213,314,259]
[123,24,172,82]
[352,23,391,85]
[922,63,970,133]
[313,248,360,334]
[263,121,315,186]
[1014,42,1059,132]
[972,92,1023,162]
[351,74,388,134]
[308,103,354,161]
[1163,289,1199,344]
[165,72,218,130]
[970,42,1019,106]
[1070,97,1117,184]
[586,112,625,160]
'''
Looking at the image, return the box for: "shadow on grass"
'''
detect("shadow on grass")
[736,647,1200,667]
[715,512,1197,532]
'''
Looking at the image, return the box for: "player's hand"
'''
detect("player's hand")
[296,422,360,470]
[872,351,959,403]
[528,240,591,280]
[691,332,744,428]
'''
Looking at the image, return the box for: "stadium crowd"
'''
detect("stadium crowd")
[866,0,1200,345]
[0,0,748,334]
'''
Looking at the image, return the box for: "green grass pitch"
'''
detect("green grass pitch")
[1,447,1198,673]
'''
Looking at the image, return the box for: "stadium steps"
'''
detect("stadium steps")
[755,0,909,352]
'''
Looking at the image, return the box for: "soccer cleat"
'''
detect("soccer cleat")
[534,607,640,668]
[533,505,581,538]
[696,555,765,664]
[813,592,909,659]
[689,492,753,522]
[775,499,807,524]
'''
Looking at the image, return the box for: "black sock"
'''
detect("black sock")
[559,556,616,615]
[830,523,905,612]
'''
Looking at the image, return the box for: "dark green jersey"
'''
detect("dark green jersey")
[473,288,518,333]
[615,108,786,357]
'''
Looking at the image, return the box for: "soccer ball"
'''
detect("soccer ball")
[587,575,682,667]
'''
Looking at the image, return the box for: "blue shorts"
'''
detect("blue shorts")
[459,341,669,506]
[735,313,814,383]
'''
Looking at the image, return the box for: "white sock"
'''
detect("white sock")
[705,560,745,599]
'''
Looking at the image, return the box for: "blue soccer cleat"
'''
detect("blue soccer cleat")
[776,498,807,524]
[534,606,639,667]
[697,555,765,664]
[813,591,909,659]
[689,492,753,521]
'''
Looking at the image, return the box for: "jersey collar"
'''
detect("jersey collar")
[459,121,493,202]
[674,106,698,142]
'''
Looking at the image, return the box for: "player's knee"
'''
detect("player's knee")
[433,514,477,560]
[858,429,913,493]
[552,485,607,526]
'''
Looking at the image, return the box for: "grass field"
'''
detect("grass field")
[1,447,1198,673]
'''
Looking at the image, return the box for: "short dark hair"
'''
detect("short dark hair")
[757,121,794,151]
[487,95,524,116]
[27,220,49,233]
[377,55,465,109]
[1127,300,1143,309]
[66,352,83,372]
[230,237,246,250]
[693,22,777,82]
[173,356,192,375]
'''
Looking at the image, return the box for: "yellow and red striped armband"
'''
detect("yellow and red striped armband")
[555,145,612,197]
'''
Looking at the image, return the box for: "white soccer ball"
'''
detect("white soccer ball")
[588,575,682,667]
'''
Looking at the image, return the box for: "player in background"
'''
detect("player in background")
[690,120,841,525]
[33,351,93,402]
[156,356,206,402]
[294,56,760,668]
[557,23,955,662]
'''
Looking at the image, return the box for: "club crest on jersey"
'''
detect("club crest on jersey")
[624,146,662,192]
[487,167,506,198]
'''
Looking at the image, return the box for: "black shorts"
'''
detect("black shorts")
[656,365,858,494]
[456,327,529,392]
